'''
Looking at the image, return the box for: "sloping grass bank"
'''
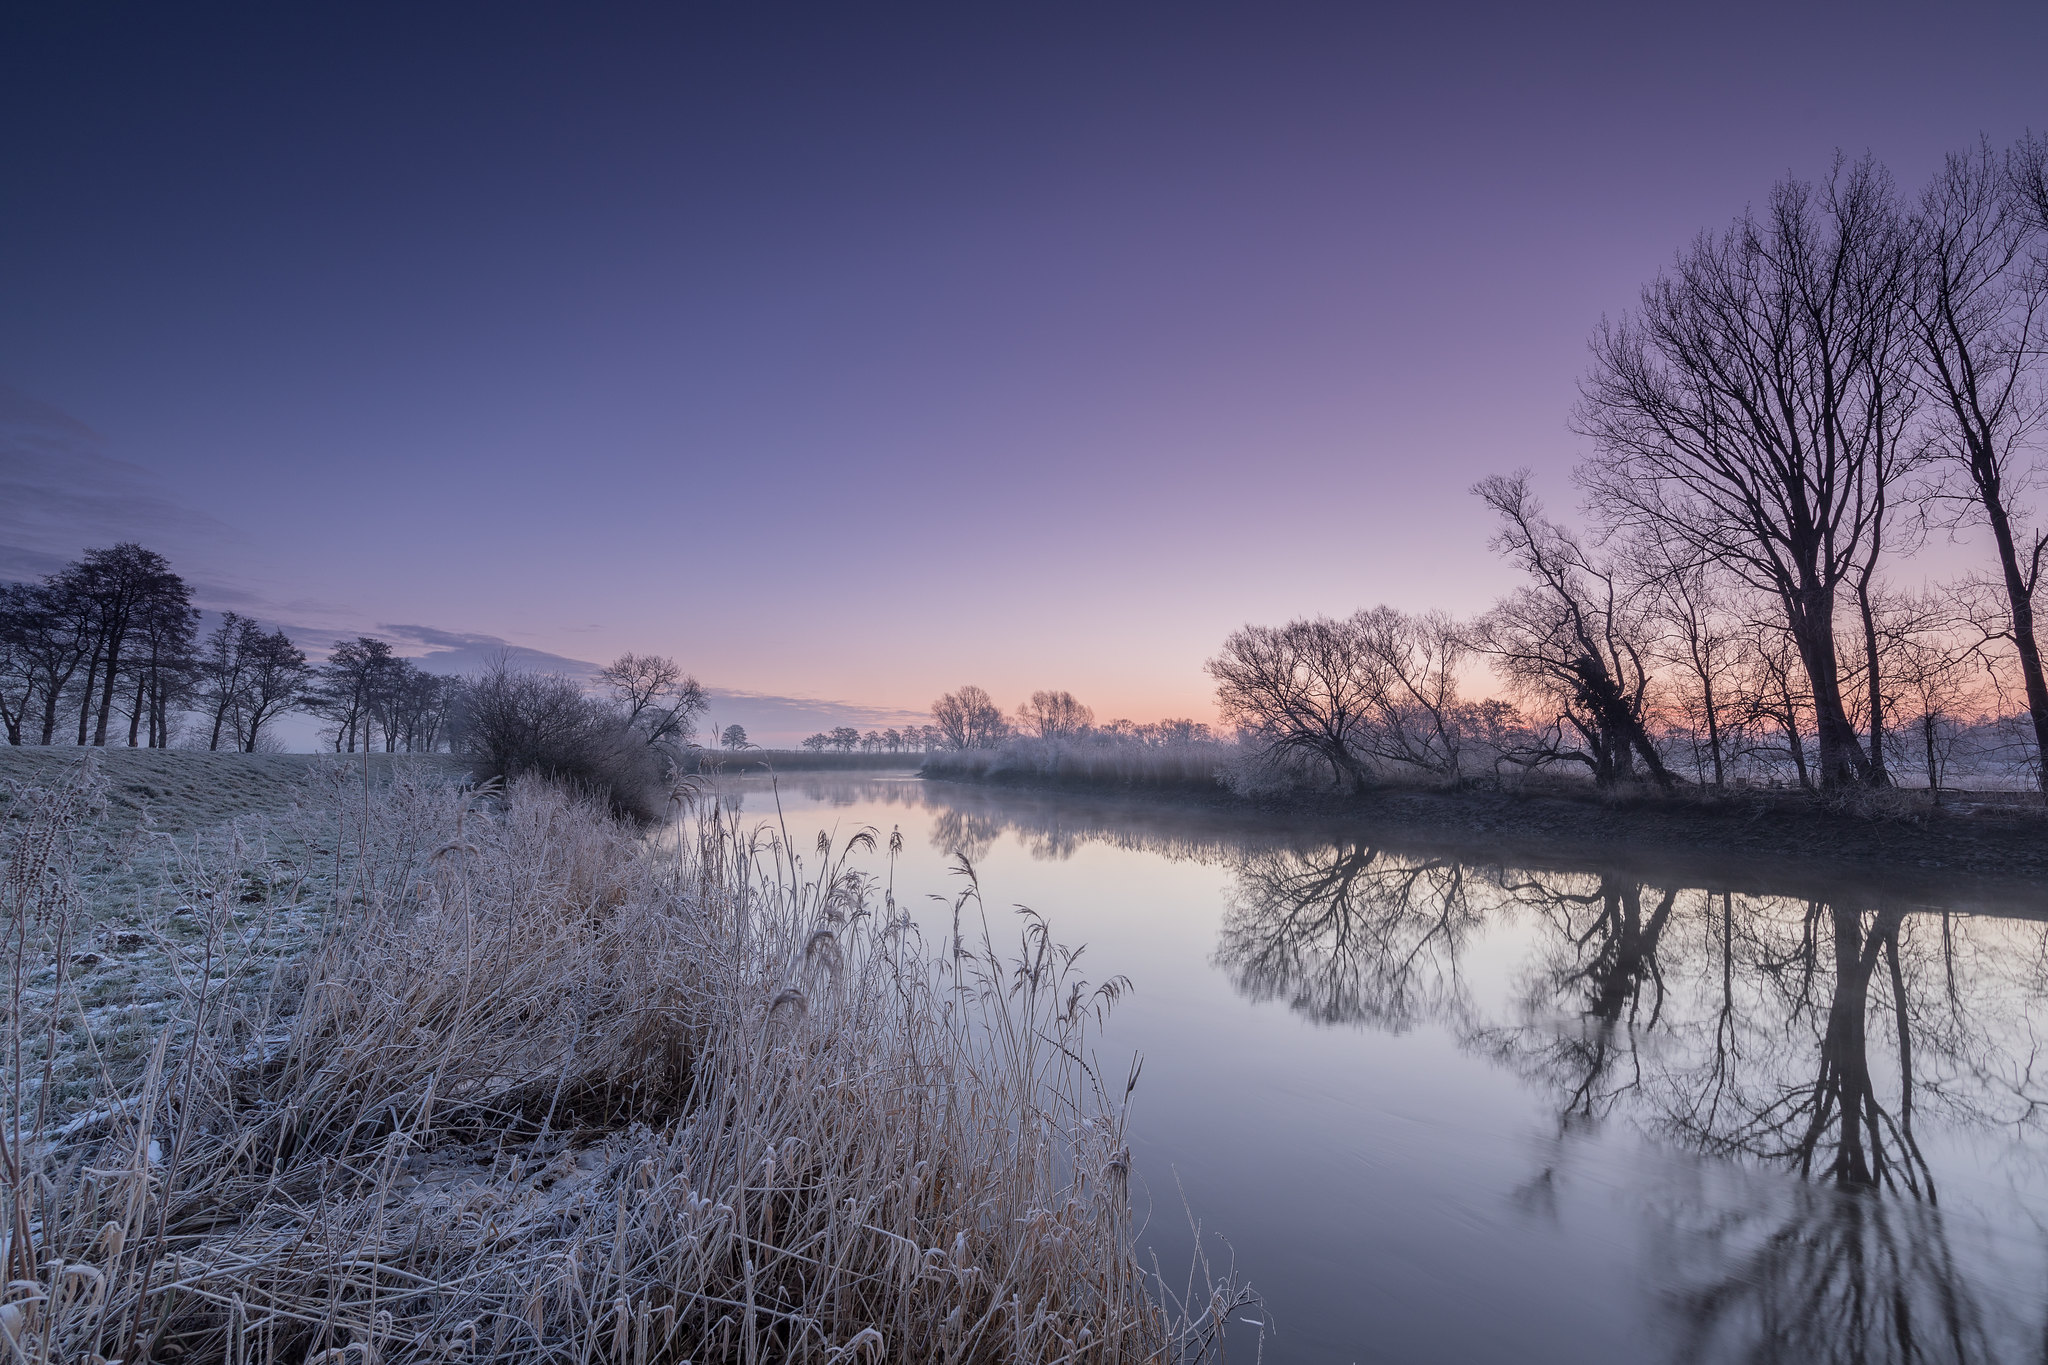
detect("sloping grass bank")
[2,757,1243,1363]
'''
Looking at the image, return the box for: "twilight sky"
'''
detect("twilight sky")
[4,3,2045,742]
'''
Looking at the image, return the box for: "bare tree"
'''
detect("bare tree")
[1578,159,1917,788]
[196,614,260,751]
[238,628,311,752]
[1727,619,1816,788]
[930,685,1007,750]
[11,572,94,746]
[1208,616,1384,793]
[1016,690,1095,740]
[1888,625,1978,803]
[0,584,43,745]
[1472,473,1675,787]
[599,653,708,747]
[1631,541,1743,786]
[67,544,189,746]
[1351,607,1469,779]
[1907,138,2048,797]
[313,637,398,752]
[720,723,749,750]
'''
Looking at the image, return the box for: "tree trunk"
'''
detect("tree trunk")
[1983,494,2048,801]
[1855,580,1888,786]
[1784,582,1869,789]
[93,638,122,746]
[1701,669,1726,787]
[1922,715,1941,805]
[76,648,100,745]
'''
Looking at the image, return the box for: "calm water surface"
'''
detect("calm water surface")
[714,771,2048,1364]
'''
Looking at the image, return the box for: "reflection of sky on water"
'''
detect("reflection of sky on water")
[701,773,2048,1364]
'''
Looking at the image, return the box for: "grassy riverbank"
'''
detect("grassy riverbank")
[1,752,1239,1363]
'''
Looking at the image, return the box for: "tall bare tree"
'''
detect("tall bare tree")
[1630,542,1742,786]
[930,685,1007,750]
[1472,473,1675,787]
[1578,158,1917,788]
[1016,690,1095,740]
[1907,138,2048,796]
[1208,617,1385,793]
[599,653,707,747]
[239,628,311,751]
[68,544,188,746]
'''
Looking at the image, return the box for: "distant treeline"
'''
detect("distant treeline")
[695,749,922,772]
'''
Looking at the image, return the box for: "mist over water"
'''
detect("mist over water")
[708,772,2048,1364]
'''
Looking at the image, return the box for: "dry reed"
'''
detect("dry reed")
[1,758,1251,1363]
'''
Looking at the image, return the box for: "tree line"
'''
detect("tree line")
[800,688,1216,756]
[0,545,714,769]
[1210,136,2048,798]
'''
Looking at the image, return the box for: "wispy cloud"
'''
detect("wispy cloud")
[0,385,247,588]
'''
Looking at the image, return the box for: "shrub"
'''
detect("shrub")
[450,662,667,820]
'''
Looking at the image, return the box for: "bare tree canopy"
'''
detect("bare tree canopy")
[599,652,708,747]
[1576,158,1916,788]
[1016,690,1095,740]
[1472,472,1674,787]
[931,685,1008,750]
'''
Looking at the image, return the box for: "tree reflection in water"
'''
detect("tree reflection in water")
[1216,842,1480,1031]
[1210,844,2048,1361]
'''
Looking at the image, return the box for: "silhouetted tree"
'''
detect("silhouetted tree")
[1908,138,2048,798]
[1472,473,1675,786]
[196,614,262,751]
[720,723,749,750]
[314,637,398,752]
[66,544,189,747]
[1208,617,1383,793]
[931,686,1007,750]
[1016,690,1095,740]
[1578,159,1916,789]
[122,576,198,747]
[237,627,311,752]
[599,652,707,747]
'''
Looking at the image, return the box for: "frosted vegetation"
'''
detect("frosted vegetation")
[0,755,1252,1363]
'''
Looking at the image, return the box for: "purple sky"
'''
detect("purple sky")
[4,3,2045,742]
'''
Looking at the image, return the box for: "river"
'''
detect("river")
[707,770,2048,1364]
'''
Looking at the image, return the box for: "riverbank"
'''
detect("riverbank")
[1,751,1226,1362]
[919,766,2048,911]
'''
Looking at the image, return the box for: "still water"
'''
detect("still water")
[713,771,2048,1364]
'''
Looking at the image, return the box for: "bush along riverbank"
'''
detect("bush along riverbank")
[1,755,1251,1363]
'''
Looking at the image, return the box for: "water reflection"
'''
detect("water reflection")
[1213,845,2048,1360]
[710,775,2048,1361]
[1218,843,1480,1031]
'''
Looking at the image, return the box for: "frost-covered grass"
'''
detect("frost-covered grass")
[922,740,1235,794]
[0,755,1248,1363]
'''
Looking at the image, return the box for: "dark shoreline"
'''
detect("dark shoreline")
[918,768,2048,915]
